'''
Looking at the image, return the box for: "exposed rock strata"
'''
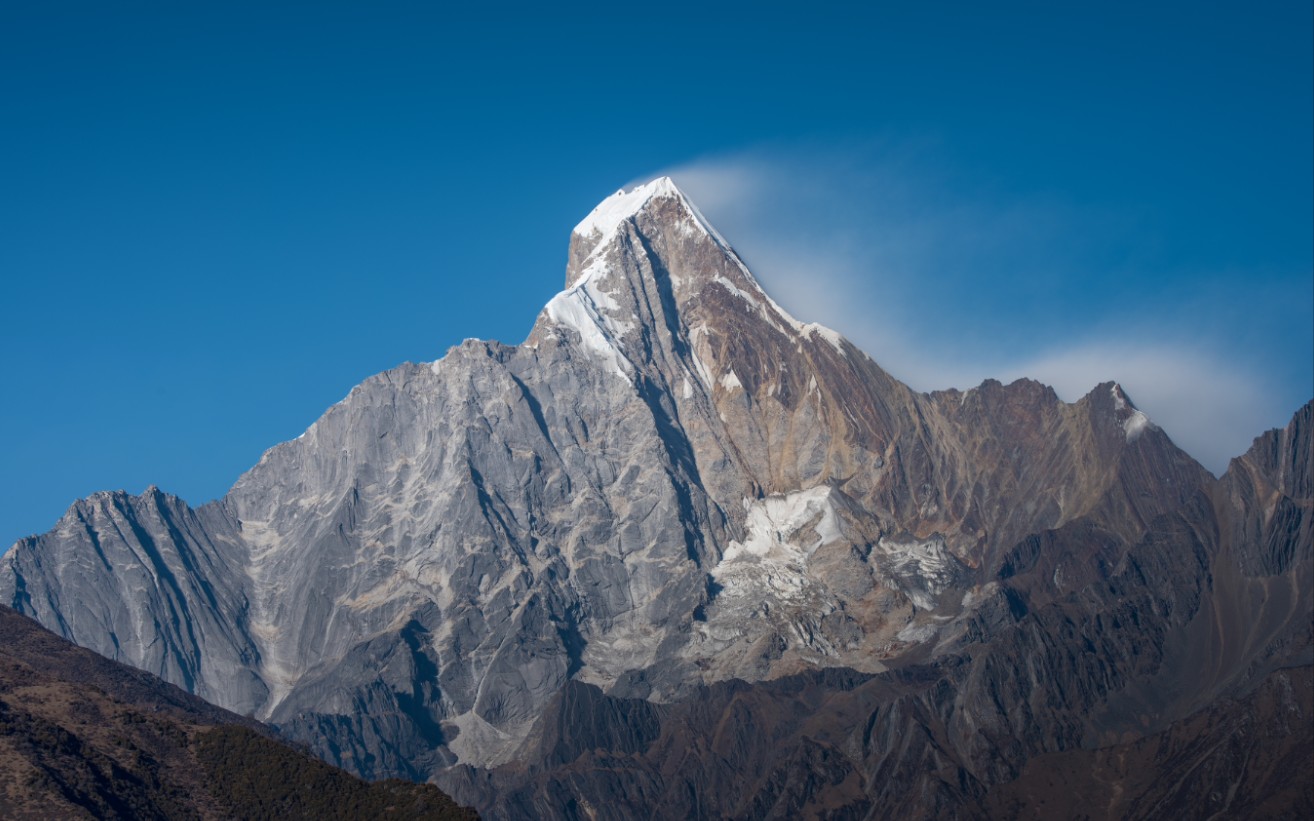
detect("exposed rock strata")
[2,178,1310,817]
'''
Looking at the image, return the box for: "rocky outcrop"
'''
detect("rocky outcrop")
[2,178,1309,818]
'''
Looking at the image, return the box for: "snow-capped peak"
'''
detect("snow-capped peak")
[572,176,731,256]
[573,177,679,239]
[555,175,852,364]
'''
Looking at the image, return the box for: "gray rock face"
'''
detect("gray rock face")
[3,487,267,715]
[2,177,1309,817]
[441,402,1314,820]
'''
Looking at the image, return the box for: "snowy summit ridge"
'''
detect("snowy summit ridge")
[571,176,731,267]
[539,176,853,382]
[572,177,683,240]
[2,169,1308,820]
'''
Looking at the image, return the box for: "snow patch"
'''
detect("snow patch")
[1123,410,1151,441]
[545,285,633,384]
[714,488,844,600]
[568,176,850,384]
[877,536,950,575]
[687,326,716,388]
[896,621,938,643]
[720,370,742,392]
[875,535,960,610]
[803,322,846,354]
[1111,383,1128,411]
[1110,384,1153,442]
[573,177,679,240]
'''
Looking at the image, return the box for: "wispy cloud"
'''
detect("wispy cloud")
[1001,344,1276,472]
[656,145,1311,475]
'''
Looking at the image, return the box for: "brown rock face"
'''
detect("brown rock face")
[1,178,1309,818]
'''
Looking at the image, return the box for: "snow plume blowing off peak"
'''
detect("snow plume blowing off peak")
[2,164,1308,821]
[540,177,853,383]
[540,175,783,384]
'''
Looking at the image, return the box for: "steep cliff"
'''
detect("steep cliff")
[3,178,1309,818]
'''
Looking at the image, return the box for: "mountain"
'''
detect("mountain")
[2,177,1310,818]
[0,604,476,820]
[440,401,1313,818]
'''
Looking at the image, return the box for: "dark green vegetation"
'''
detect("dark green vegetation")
[0,695,198,820]
[195,724,475,820]
[0,605,475,820]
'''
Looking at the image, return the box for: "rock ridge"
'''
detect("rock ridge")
[2,178,1308,818]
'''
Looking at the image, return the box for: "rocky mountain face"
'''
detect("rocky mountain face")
[2,177,1310,818]
[441,402,1312,819]
[0,605,475,820]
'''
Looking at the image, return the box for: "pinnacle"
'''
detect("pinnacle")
[571,176,687,243]
[565,176,730,290]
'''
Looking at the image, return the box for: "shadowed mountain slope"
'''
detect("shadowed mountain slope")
[2,178,1309,818]
[0,605,476,820]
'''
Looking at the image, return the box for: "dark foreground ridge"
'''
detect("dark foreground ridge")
[0,605,477,820]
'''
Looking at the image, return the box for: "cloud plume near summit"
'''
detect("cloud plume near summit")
[658,146,1312,475]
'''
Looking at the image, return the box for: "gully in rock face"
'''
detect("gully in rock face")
[3,179,1310,819]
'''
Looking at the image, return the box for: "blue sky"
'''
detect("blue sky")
[2,2,1310,545]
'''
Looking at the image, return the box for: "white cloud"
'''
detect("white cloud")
[653,146,1308,476]
[1001,344,1275,475]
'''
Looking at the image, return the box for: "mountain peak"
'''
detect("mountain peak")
[572,176,682,240]
[5,168,1309,820]
[566,176,729,288]
[1108,381,1155,441]
[536,176,852,385]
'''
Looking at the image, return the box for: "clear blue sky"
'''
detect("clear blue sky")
[3,2,1311,545]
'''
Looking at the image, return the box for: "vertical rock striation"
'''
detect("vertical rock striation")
[3,178,1309,817]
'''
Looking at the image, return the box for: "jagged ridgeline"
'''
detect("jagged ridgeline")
[3,179,1310,819]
